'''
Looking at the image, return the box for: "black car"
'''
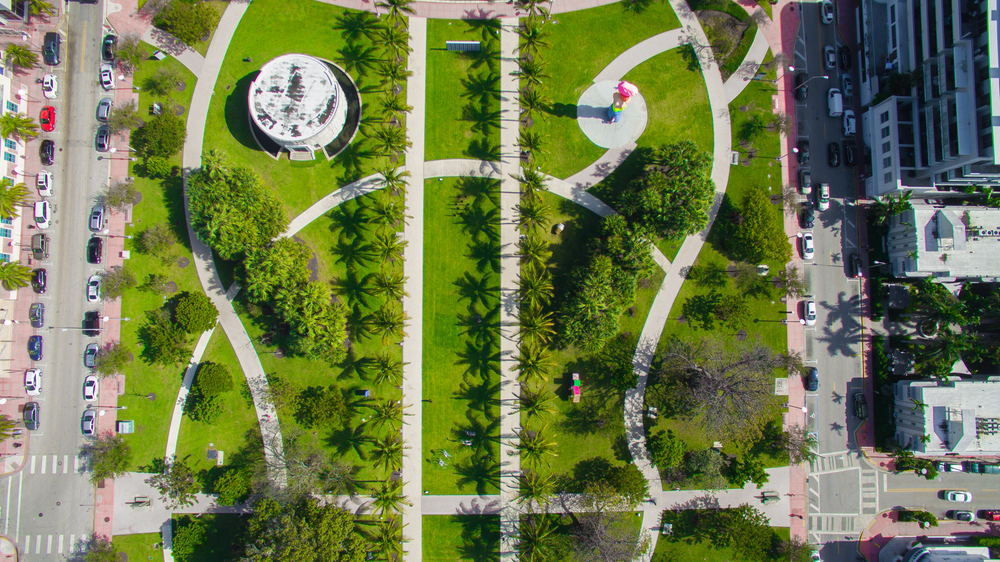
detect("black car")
[83,311,101,337]
[101,34,116,61]
[850,253,863,278]
[838,46,852,70]
[801,205,815,229]
[794,73,809,100]
[29,303,44,328]
[84,343,99,368]
[828,142,840,167]
[87,237,103,264]
[40,140,54,165]
[23,402,39,431]
[31,268,46,294]
[806,367,819,392]
[42,32,60,66]
[96,126,110,152]
[843,140,858,167]
[27,335,42,361]
[854,393,868,420]
[797,139,810,165]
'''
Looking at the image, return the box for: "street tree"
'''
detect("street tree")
[0,179,30,219]
[113,34,144,75]
[0,416,18,442]
[26,0,54,13]
[102,179,140,212]
[0,112,39,140]
[869,191,913,224]
[95,341,134,378]
[100,266,137,300]
[89,432,133,484]
[133,111,187,159]
[784,424,818,464]
[107,99,141,135]
[4,44,38,71]
[0,262,31,291]
[148,456,201,508]
[240,496,367,562]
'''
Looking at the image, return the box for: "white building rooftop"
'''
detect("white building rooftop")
[888,204,1000,280]
[249,54,341,142]
[894,379,1000,455]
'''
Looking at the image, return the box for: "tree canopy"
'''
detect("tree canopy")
[188,150,289,260]
[174,291,219,334]
[89,433,133,484]
[133,111,187,159]
[240,497,367,562]
[733,187,792,263]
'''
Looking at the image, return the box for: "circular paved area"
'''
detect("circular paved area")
[577,80,648,149]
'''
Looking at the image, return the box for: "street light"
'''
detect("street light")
[776,147,799,162]
[102,316,131,322]
[101,229,133,240]
[786,68,831,89]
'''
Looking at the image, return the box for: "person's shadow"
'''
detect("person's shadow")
[577,105,608,120]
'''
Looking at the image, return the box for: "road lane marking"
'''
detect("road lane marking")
[35,534,40,554]
[79,24,87,71]
[40,455,45,474]
[46,534,52,554]
[884,488,943,492]
[2,476,8,535]
[51,455,57,474]
[70,535,75,551]
[74,456,80,473]
[14,472,21,540]
[29,457,35,475]
[58,534,63,553]
[63,455,68,474]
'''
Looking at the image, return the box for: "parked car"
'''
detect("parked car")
[24,369,41,396]
[843,110,857,136]
[794,73,809,100]
[23,402,39,431]
[853,393,867,419]
[87,275,101,303]
[800,169,813,194]
[28,303,44,328]
[36,170,52,196]
[83,375,99,402]
[804,300,817,326]
[33,200,50,229]
[89,205,104,231]
[827,143,840,168]
[27,335,42,361]
[827,87,843,116]
[31,268,46,294]
[81,410,96,436]
[946,491,973,502]
[39,106,55,133]
[850,253,863,278]
[954,511,976,522]
[983,510,1000,521]
[42,74,57,99]
[820,0,834,23]
[42,32,60,66]
[818,183,831,211]
[84,343,99,368]
[839,46,853,70]
[967,462,1000,474]
[40,140,54,165]
[842,74,854,97]
[806,367,819,392]
[801,232,815,260]
[797,139,810,165]
[801,205,815,229]
[83,311,101,337]
[95,126,110,152]
[844,140,858,167]
[102,34,116,61]
[87,237,103,264]
[824,45,836,69]
[31,234,49,260]
[100,64,115,90]
[97,98,113,121]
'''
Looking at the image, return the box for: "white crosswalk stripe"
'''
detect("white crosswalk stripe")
[58,534,64,554]
[40,455,46,474]
[63,454,69,474]
[34,534,40,554]
[46,534,52,554]
[29,456,35,474]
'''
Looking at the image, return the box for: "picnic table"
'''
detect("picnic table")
[572,372,581,403]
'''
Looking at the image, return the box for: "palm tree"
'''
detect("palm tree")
[367,399,405,433]
[370,434,404,474]
[515,58,550,88]
[516,469,555,512]
[515,0,550,19]
[370,480,411,517]
[369,125,412,158]
[0,180,30,219]
[363,351,406,386]
[516,424,557,469]
[519,87,551,126]
[372,230,407,264]
[519,304,555,345]
[870,191,913,224]
[518,130,546,164]
[516,199,552,233]
[371,270,408,302]
[365,303,410,345]
[378,24,413,62]
[4,44,39,71]
[517,16,551,58]
[377,62,413,91]
[518,387,557,420]
[518,269,553,307]
[0,262,32,291]
[26,0,55,16]
[338,42,381,77]
[520,514,560,562]
[370,518,406,562]
[0,415,18,441]
[376,165,412,195]
[380,93,413,124]
[514,343,555,384]
[376,0,416,28]
[0,113,39,141]
[515,167,548,200]
[518,236,551,271]
[369,195,408,232]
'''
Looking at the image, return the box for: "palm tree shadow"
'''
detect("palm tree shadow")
[468,240,501,274]
[329,203,370,240]
[454,451,501,497]
[455,272,500,308]
[325,423,371,461]
[453,513,501,562]
[334,237,374,270]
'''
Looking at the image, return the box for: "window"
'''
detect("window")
[882,127,892,139]
[3,139,15,150]
[3,153,15,164]
[881,112,890,124]
[884,172,894,184]
[0,228,11,239]
[0,254,10,263]
[0,218,10,226]
[883,141,892,153]
[884,157,892,167]
[5,101,17,113]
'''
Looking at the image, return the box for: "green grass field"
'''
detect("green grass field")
[423,515,501,562]
[112,533,162,562]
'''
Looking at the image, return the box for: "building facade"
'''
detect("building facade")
[893,378,1000,455]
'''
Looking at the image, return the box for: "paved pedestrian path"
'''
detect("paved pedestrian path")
[162,329,216,461]
[723,27,771,104]
[320,0,621,19]
[140,27,205,76]
[399,18,428,561]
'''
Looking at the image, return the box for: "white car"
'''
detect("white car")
[86,275,101,303]
[843,110,856,136]
[946,490,972,502]
[99,64,115,90]
[841,74,854,97]
[824,45,837,69]
[36,171,52,197]
[818,183,831,211]
[820,0,834,24]
[33,200,50,229]
[805,300,817,326]
[83,375,99,402]
[24,369,41,396]
[801,232,815,260]
[42,74,57,99]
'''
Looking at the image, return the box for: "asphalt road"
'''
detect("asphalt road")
[0,4,111,559]
[880,470,1000,518]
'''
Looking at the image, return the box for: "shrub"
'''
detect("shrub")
[899,510,938,527]
[195,362,232,396]
[648,429,685,468]
[174,291,218,334]
[153,0,215,46]
[133,112,186,159]
[144,155,173,178]
[214,468,251,505]
[295,385,348,429]
[186,390,222,424]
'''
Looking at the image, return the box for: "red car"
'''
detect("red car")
[985,510,1000,521]
[39,106,54,132]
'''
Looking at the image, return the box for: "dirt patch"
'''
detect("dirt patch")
[696,10,752,63]
[165,281,178,293]
[293,236,319,282]
[174,104,186,117]
[175,80,186,92]
[177,257,189,268]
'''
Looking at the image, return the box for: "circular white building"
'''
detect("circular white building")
[249,54,349,160]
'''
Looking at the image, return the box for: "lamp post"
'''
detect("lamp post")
[102,316,131,322]
[98,148,138,162]
[786,68,831,90]
[776,147,800,162]
[101,229,133,240]
[88,404,127,416]
[116,75,137,91]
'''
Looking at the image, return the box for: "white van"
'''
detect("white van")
[827,88,843,117]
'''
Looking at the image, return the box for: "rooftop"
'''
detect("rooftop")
[249,54,341,142]
[905,204,1000,278]
[900,378,1000,454]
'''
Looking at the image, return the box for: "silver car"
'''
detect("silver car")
[89,205,104,232]
[97,98,113,121]
[82,409,96,436]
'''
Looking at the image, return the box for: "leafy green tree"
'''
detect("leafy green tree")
[89,433,133,484]
[107,99,141,135]
[149,456,201,508]
[295,385,348,429]
[727,504,773,562]
[716,293,751,329]
[139,308,191,365]
[174,291,218,333]
[195,362,232,396]
[214,468,250,505]
[734,187,792,263]
[0,262,31,291]
[559,254,635,351]
[95,341,134,378]
[85,535,117,562]
[136,223,179,263]
[0,112,39,140]
[618,142,716,238]
[133,111,186,159]
[188,150,288,260]
[4,44,38,71]
[0,179,30,219]
[102,179,140,212]
[153,0,215,45]
[171,516,206,561]
[243,238,311,303]
[684,448,727,490]
[241,497,367,562]
[278,282,350,363]
[142,66,181,96]
[114,33,144,74]
[725,455,770,489]
[144,155,173,178]
[648,429,685,468]
[100,266,137,300]
[187,391,222,423]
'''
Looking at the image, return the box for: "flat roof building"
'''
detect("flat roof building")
[893,378,1000,455]
[885,203,1000,280]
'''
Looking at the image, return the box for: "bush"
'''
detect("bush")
[214,468,251,505]
[899,510,938,527]
[144,155,173,178]
[174,291,218,334]
[171,517,206,562]
[648,429,685,468]
[153,0,215,46]
[295,385,348,429]
[133,112,186,159]
[186,390,222,423]
[195,362,232,396]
